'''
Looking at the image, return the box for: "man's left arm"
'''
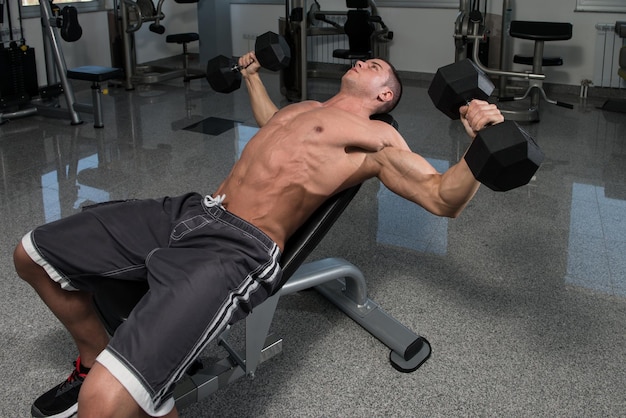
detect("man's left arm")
[370,100,503,218]
[372,147,480,218]
[239,52,280,127]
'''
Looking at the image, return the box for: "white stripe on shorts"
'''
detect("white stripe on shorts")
[96,349,176,416]
[21,231,77,291]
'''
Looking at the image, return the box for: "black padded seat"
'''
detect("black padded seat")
[510,21,572,68]
[509,21,572,41]
[165,32,199,44]
[67,66,123,82]
[513,55,562,66]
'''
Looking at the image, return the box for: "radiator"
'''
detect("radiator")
[307,15,349,64]
[594,23,626,88]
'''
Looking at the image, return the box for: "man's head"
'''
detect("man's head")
[341,58,403,115]
[376,58,402,114]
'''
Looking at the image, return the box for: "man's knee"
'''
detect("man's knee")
[13,241,40,282]
[78,362,142,418]
[78,362,179,418]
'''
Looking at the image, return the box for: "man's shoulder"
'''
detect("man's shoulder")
[369,113,398,129]
[282,100,323,110]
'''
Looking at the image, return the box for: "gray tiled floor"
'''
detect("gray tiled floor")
[1,71,626,417]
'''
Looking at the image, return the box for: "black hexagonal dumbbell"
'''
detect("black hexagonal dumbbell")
[206,31,291,93]
[428,59,545,192]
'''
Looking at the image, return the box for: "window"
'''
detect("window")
[371,0,456,7]
[576,0,626,13]
[21,0,106,19]
[21,0,97,5]
[232,0,457,7]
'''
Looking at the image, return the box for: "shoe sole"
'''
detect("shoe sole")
[31,403,77,418]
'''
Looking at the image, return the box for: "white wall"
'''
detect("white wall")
[231,3,285,56]
[15,1,626,87]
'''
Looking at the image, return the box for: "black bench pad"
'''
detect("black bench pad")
[510,21,572,41]
[67,66,123,82]
[513,55,563,66]
[166,33,200,44]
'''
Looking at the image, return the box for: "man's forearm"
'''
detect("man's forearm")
[375,146,480,219]
[438,154,481,217]
[244,72,279,127]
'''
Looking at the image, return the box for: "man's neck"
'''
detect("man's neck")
[323,92,375,119]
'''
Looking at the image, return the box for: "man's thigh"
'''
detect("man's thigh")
[26,195,197,291]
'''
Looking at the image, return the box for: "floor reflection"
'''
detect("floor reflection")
[376,158,450,255]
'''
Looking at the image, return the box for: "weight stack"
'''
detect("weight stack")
[0,46,39,109]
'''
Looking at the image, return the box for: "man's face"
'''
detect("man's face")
[342,59,392,96]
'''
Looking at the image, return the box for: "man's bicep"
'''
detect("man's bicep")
[373,148,443,210]
[245,73,280,127]
[257,108,279,128]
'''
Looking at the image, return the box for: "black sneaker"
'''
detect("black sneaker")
[31,357,90,418]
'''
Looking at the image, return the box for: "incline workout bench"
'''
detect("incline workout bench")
[91,115,431,411]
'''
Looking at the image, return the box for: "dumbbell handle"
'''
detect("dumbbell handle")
[230,59,256,73]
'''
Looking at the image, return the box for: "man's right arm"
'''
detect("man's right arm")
[239,52,279,127]
[368,100,504,218]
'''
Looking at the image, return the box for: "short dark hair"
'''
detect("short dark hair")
[377,58,403,114]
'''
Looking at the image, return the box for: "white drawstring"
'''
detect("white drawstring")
[204,194,226,209]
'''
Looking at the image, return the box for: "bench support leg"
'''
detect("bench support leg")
[91,83,104,128]
[72,83,105,128]
[288,258,431,373]
[172,257,431,409]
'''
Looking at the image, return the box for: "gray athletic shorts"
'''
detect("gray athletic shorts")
[21,193,282,415]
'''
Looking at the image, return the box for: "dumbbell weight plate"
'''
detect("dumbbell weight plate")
[465,121,544,192]
[428,58,545,191]
[206,32,290,93]
[206,55,242,93]
[428,59,495,120]
[254,31,291,71]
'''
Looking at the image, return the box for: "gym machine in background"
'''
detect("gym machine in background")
[0,0,39,115]
[279,0,393,102]
[454,0,573,122]
[455,0,541,101]
[0,0,119,126]
[116,0,203,90]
